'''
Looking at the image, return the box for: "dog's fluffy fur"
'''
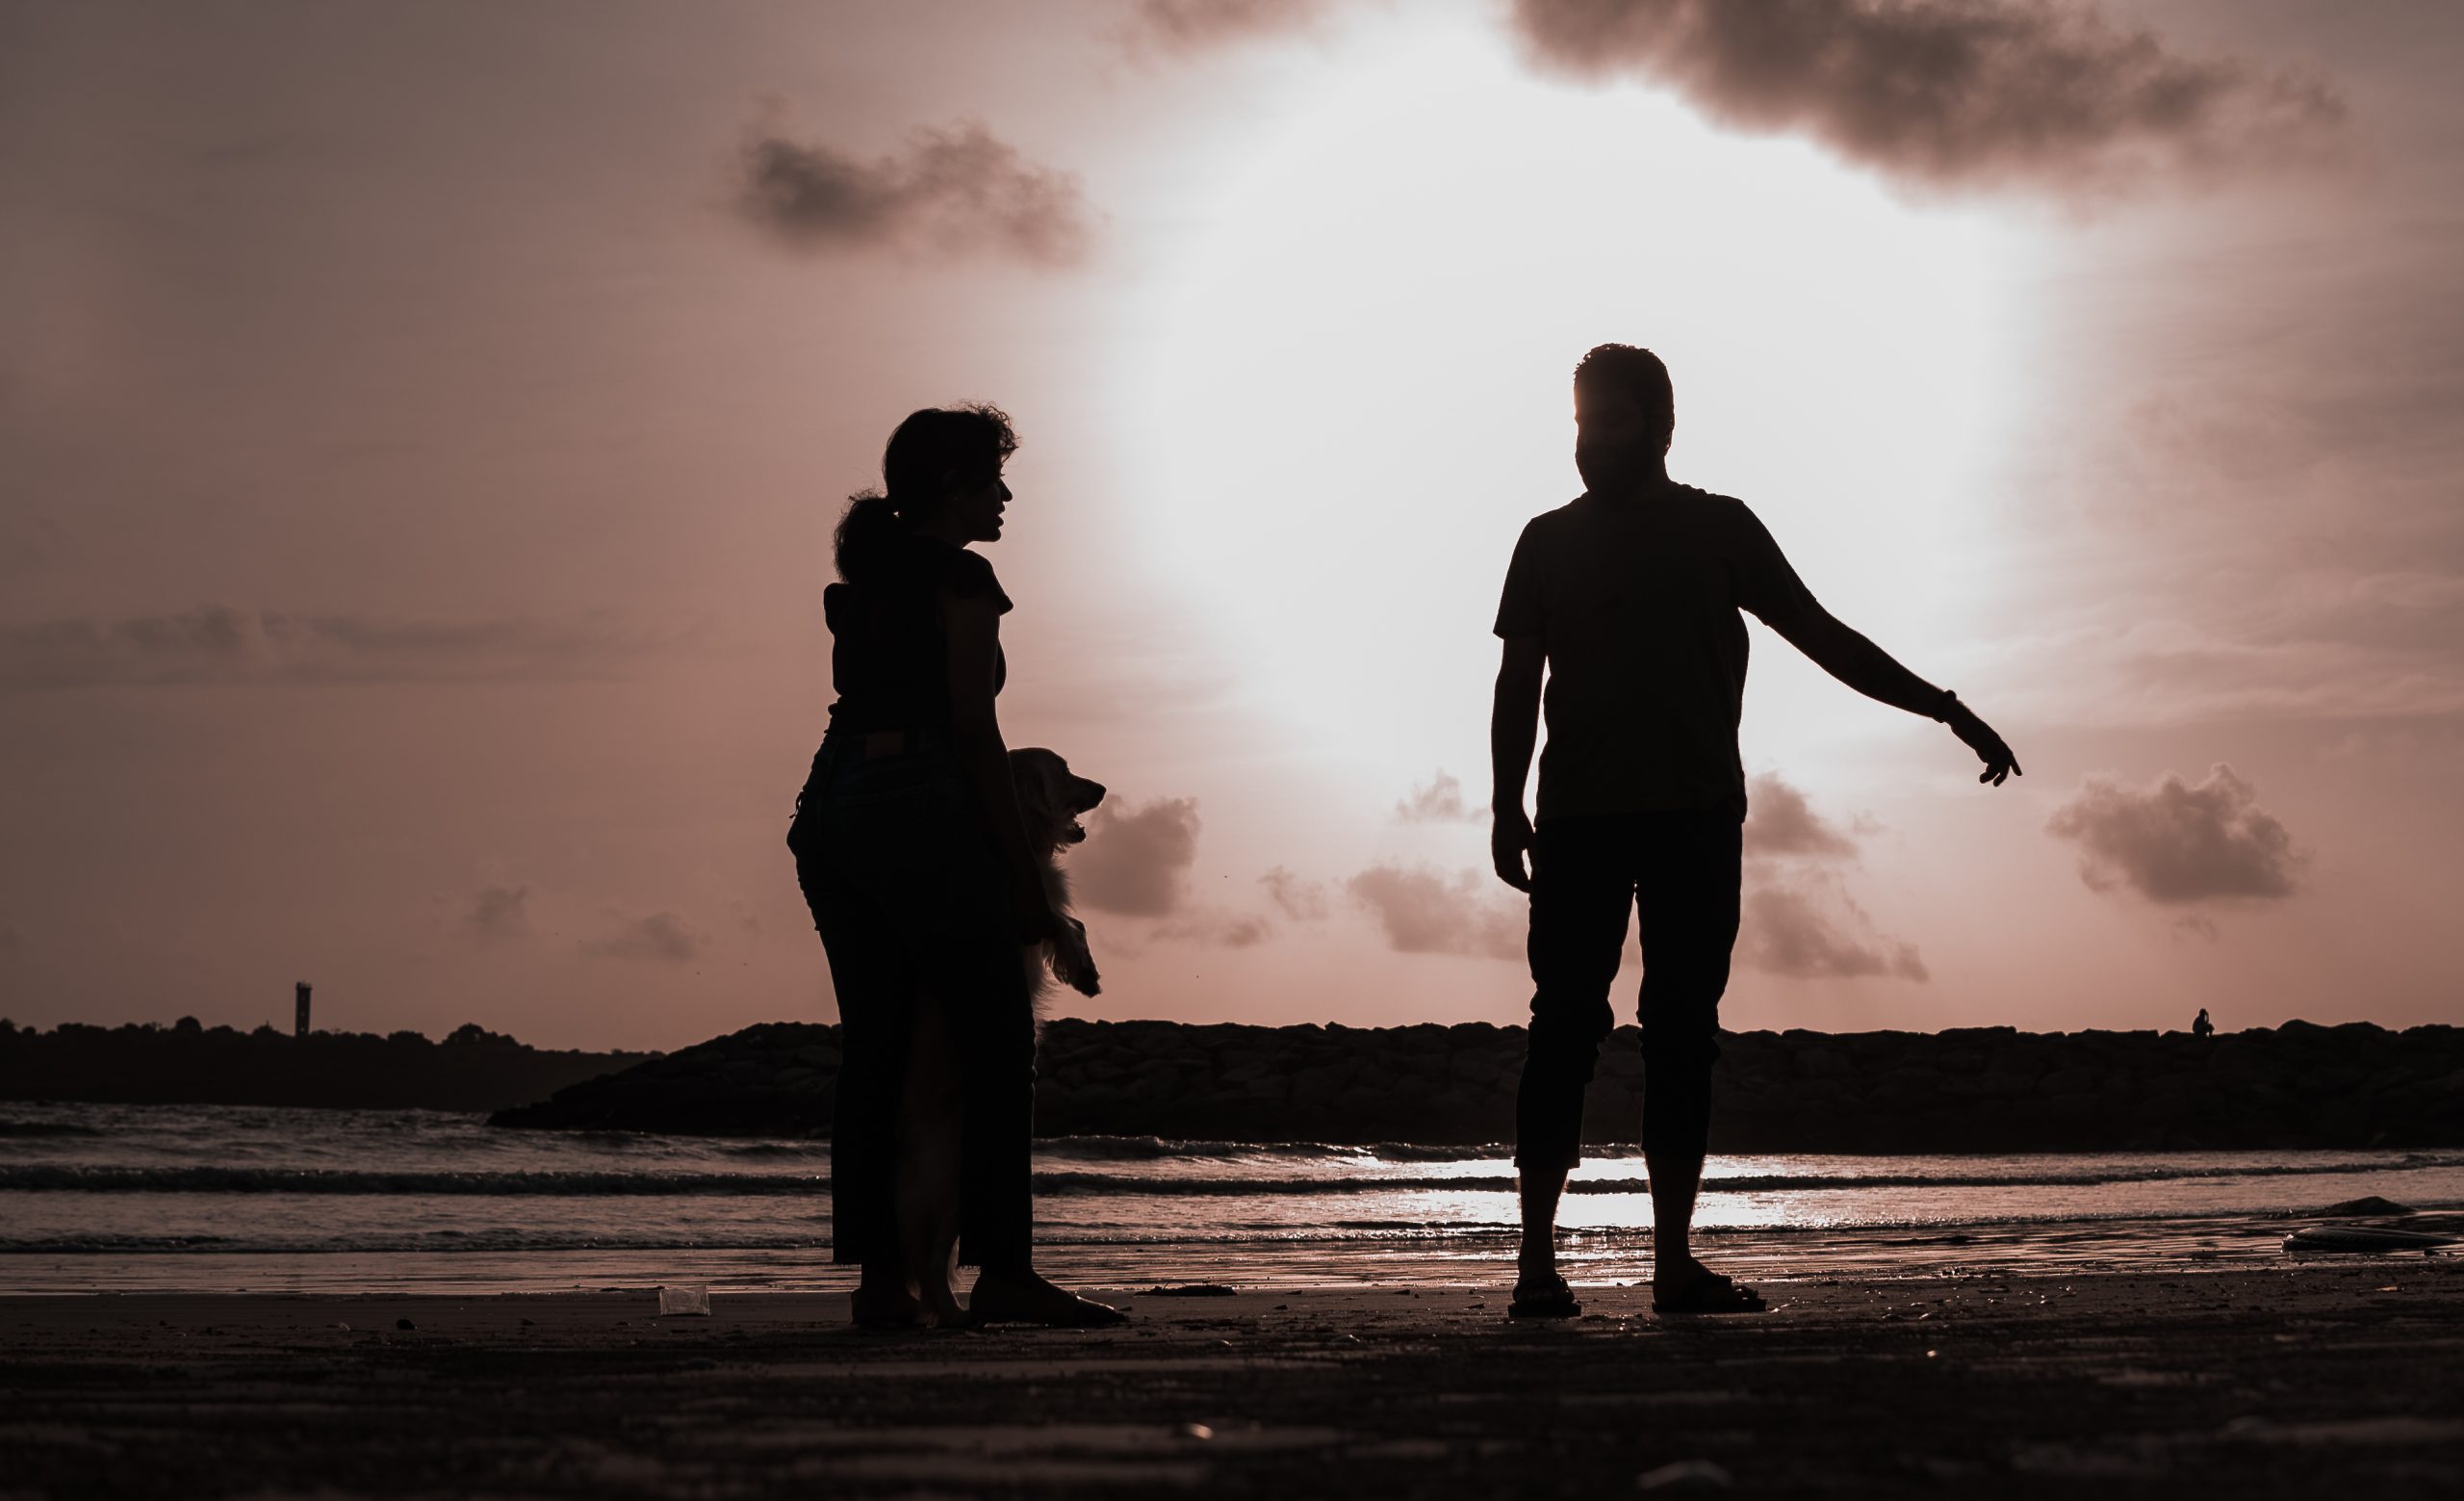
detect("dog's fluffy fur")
[895,748,1105,1325]
[1009,746,1106,1007]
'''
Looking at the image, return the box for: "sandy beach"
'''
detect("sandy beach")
[5,1262,2461,1497]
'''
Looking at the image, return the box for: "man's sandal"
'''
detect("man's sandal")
[1508,1270,1583,1319]
[1650,1268,1767,1315]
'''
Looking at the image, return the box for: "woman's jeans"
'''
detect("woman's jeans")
[787,735,1037,1272]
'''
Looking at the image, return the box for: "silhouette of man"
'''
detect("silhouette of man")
[1490,345,2019,1317]
[2193,1007,2215,1039]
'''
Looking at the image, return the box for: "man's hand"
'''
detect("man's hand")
[1948,703,2021,787]
[1492,808,1534,892]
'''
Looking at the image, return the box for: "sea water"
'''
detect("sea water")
[3,1101,2457,1294]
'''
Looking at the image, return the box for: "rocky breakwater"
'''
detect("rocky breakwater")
[490,1019,2464,1152]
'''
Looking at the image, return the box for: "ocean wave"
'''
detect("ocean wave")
[0,1166,825,1196]
[1034,1136,1491,1163]
[0,1203,2412,1257]
[7,1151,2461,1198]
[0,1122,102,1139]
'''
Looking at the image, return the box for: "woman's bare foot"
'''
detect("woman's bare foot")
[915,1272,968,1331]
[967,1268,1128,1328]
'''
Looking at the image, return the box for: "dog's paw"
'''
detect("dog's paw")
[1053,921,1101,997]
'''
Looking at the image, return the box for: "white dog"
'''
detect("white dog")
[894,748,1105,1326]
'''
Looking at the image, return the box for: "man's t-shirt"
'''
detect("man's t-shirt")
[1494,482,1820,821]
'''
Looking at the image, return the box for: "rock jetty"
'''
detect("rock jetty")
[0,1020,652,1116]
[489,1019,2464,1152]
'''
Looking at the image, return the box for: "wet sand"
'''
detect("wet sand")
[5,1263,2461,1497]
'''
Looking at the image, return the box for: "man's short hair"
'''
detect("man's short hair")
[1574,344,1675,446]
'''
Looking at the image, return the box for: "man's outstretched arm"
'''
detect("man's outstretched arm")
[1764,606,2022,786]
[1491,634,1545,890]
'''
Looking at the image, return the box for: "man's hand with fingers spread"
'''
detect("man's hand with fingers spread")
[1493,807,1534,892]
[1946,699,2021,787]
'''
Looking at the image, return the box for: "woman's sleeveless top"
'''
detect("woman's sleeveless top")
[823,534,1010,734]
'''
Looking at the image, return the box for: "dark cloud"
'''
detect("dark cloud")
[737,118,1091,267]
[1508,0,2345,193]
[2046,763,2303,906]
[1743,770,1859,857]
[1260,866,1330,920]
[1116,0,1351,53]
[1395,768,1480,823]
[463,886,530,945]
[0,606,664,691]
[1738,872,1928,980]
[1347,865,1525,960]
[1075,797,1202,917]
[585,912,703,965]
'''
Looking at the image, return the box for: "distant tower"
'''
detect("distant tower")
[295,982,312,1038]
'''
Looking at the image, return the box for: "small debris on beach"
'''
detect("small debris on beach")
[655,1285,710,1317]
[394,1318,414,1331]
[1637,1458,1733,1491]
[2322,1197,2413,1217]
[1143,1283,1238,1298]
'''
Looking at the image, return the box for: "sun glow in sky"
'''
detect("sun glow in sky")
[1126,26,2032,786]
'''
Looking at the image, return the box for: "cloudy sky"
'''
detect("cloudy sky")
[5,0,2459,1048]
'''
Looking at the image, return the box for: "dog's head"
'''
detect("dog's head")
[1010,748,1106,853]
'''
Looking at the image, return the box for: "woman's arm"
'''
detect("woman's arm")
[941,591,1057,940]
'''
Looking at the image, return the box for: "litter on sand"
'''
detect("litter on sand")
[656,1284,712,1316]
[2281,1226,2451,1255]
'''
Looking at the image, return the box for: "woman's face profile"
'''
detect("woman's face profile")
[943,469,1012,544]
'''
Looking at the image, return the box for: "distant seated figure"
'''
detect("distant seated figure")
[2193,1007,2215,1038]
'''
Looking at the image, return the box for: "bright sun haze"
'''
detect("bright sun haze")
[1123,27,2029,782]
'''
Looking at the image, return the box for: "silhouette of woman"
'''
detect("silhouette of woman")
[786,404,1124,1328]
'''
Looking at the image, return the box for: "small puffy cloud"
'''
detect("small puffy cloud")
[0,606,664,691]
[1154,910,1272,947]
[1395,768,1482,823]
[1260,866,1330,920]
[1737,870,1928,981]
[463,886,530,945]
[1347,865,1525,960]
[1508,0,2345,194]
[2046,763,2302,906]
[1116,0,1351,53]
[1743,771,1859,858]
[1736,772,1925,982]
[738,117,1091,267]
[1074,797,1202,917]
[586,912,703,964]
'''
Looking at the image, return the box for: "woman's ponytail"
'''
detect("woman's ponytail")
[833,492,907,584]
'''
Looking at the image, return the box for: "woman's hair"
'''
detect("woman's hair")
[834,403,1018,583]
